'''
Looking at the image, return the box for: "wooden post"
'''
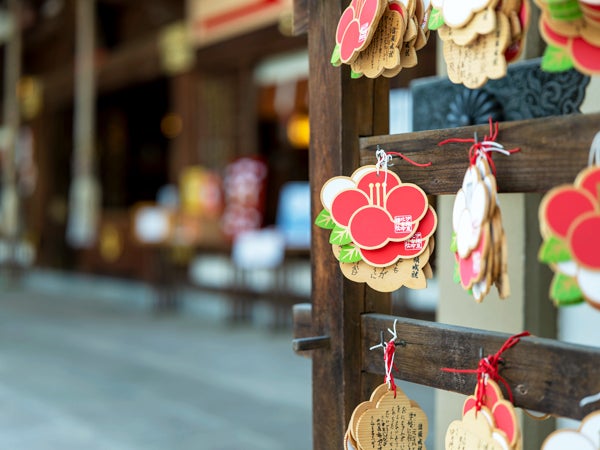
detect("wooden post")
[307,0,390,448]
[1,0,21,242]
[67,0,100,248]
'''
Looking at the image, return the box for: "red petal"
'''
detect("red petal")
[571,37,600,74]
[386,184,428,225]
[339,20,361,63]
[330,189,370,227]
[393,206,437,258]
[543,188,596,239]
[336,6,356,45]
[462,396,477,415]
[349,206,394,249]
[389,2,404,17]
[577,166,600,203]
[569,213,600,269]
[458,230,487,288]
[360,241,403,266]
[357,0,382,28]
[492,403,517,446]
[356,170,401,198]
[541,18,569,47]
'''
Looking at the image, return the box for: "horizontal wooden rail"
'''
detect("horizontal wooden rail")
[362,314,600,421]
[360,113,600,195]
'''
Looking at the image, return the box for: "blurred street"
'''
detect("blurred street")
[0,271,312,450]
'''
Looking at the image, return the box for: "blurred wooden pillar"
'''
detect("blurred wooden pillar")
[169,70,200,182]
[236,65,258,157]
[67,0,100,248]
[1,0,21,241]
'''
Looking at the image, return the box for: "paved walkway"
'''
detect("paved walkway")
[0,271,312,450]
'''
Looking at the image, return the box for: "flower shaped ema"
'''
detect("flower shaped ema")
[333,0,386,64]
[542,411,600,450]
[319,165,436,267]
[452,163,494,293]
[539,166,600,308]
[431,0,493,28]
[539,2,600,75]
[462,381,519,449]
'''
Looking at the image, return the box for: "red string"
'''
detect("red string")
[441,331,531,411]
[386,151,432,168]
[384,339,399,397]
[437,118,520,176]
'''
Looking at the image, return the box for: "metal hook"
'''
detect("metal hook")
[369,319,406,350]
[369,330,386,351]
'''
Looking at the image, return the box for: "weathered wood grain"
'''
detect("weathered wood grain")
[307,0,391,448]
[360,113,600,195]
[363,314,600,420]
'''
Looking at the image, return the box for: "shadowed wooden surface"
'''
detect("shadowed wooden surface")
[362,314,600,421]
[360,113,600,195]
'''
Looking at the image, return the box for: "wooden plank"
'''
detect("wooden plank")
[360,113,600,195]
[362,314,600,420]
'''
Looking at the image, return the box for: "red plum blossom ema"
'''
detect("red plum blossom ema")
[315,164,437,293]
[446,380,521,450]
[539,165,600,310]
[451,154,510,302]
[538,0,600,75]
[331,0,387,65]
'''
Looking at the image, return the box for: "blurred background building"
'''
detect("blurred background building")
[4,0,437,320]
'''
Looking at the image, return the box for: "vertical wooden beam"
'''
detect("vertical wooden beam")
[169,70,200,182]
[1,0,21,241]
[67,0,99,248]
[307,1,390,448]
[237,65,258,157]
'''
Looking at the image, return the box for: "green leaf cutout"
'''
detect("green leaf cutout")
[538,236,572,264]
[550,272,584,306]
[331,44,342,67]
[427,8,444,30]
[453,261,461,285]
[450,232,458,253]
[329,225,353,246]
[350,69,363,79]
[315,209,336,230]
[541,45,574,73]
[338,244,363,263]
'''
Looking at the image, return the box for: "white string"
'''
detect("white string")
[388,318,399,341]
[588,131,600,167]
[375,146,392,185]
[375,147,392,173]
[480,141,511,156]
[472,130,513,159]
[385,351,394,389]
[580,392,600,408]
[369,319,399,390]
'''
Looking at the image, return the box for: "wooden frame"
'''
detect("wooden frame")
[295,0,600,448]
